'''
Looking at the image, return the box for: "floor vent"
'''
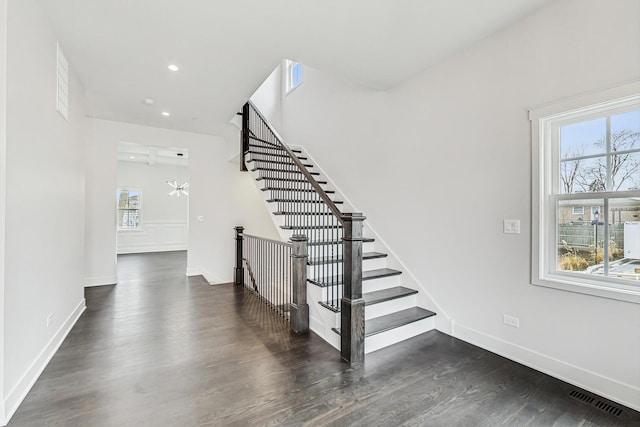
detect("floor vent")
[569,390,594,404]
[569,389,624,417]
[594,400,623,417]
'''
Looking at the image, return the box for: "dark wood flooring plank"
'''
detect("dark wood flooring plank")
[8,251,639,426]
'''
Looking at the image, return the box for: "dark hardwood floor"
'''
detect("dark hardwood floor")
[8,251,639,426]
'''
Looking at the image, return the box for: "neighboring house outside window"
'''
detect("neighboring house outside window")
[530,82,640,303]
[117,189,141,230]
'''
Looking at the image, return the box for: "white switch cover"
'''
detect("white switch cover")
[198,216,204,222]
[503,219,520,234]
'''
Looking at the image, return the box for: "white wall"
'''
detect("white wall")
[0,0,7,422]
[282,0,640,410]
[3,0,87,422]
[116,161,189,254]
[250,63,283,133]
[85,119,278,286]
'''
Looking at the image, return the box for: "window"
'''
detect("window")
[117,189,141,230]
[531,82,640,303]
[56,43,69,121]
[285,60,302,94]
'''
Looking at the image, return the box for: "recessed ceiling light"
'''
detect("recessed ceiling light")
[162,112,170,117]
[129,156,135,159]
[168,64,179,72]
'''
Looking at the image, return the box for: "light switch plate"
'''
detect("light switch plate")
[504,219,520,234]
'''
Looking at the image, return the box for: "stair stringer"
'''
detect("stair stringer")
[296,146,453,336]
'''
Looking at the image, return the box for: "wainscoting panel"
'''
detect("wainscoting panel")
[117,221,188,254]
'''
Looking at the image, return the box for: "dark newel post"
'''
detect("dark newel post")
[340,213,366,366]
[234,226,244,286]
[240,103,250,172]
[290,234,309,334]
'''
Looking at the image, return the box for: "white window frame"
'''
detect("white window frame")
[117,188,142,231]
[530,81,640,304]
[285,60,302,94]
[572,206,584,215]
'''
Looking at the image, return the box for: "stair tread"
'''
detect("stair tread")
[308,252,387,265]
[363,286,418,305]
[257,177,328,184]
[308,268,401,287]
[281,225,342,230]
[268,198,343,204]
[249,151,308,160]
[333,307,436,337]
[248,143,302,154]
[319,286,417,312]
[251,167,319,176]
[262,187,335,193]
[274,211,337,216]
[306,237,374,246]
[247,159,314,168]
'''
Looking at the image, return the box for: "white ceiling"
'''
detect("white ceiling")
[36,0,553,138]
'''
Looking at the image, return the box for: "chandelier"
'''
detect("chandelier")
[167,179,189,197]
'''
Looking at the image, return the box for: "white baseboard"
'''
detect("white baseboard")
[452,321,640,412]
[83,275,117,287]
[117,244,187,255]
[186,266,226,285]
[3,299,86,425]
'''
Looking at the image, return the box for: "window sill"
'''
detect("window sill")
[533,273,640,304]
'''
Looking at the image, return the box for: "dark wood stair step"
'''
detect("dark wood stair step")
[333,307,436,337]
[268,198,343,204]
[248,143,302,154]
[308,252,387,265]
[247,158,314,168]
[256,177,327,184]
[252,167,320,176]
[274,211,337,216]
[262,187,335,193]
[306,237,374,246]
[281,225,342,230]
[363,286,417,306]
[308,268,401,287]
[319,286,416,313]
[248,151,308,160]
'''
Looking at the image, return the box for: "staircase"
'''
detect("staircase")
[242,102,436,356]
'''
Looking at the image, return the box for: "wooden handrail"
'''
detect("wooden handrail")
[246,101,344,224]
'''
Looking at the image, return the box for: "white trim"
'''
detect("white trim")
[186,266,224,285]
[452,321,640,412]
[84,275,117,287]
[3,299,86,425]
[117,244,187,255]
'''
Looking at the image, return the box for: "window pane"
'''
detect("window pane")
[611,109,640,136]
[560,157,606,193]
[560,117,606,159]
[611,152,640,191]
[557,199,604,272]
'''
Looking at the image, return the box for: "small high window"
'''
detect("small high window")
[285,60,302,94]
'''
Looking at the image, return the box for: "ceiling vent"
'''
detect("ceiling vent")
[56,43,69,121]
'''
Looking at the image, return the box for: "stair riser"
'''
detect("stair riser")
[364,316,436,354]
[307,257,386,272]
[362,274,402,292]
[309,274,402,301]
[365,294,417,320]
